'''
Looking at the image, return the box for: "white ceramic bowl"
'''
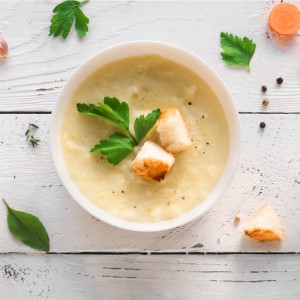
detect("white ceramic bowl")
[51,41,240,232]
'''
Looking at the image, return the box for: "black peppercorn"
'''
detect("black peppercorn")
[276,77,283,84]
[188,102,192,105]
[260,122,266,129]
[261,85,267,92]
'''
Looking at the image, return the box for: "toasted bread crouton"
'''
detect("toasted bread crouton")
[244,203,284,242]
[157,108,192,153]
[234,214,241,222]
[131,141,175,182]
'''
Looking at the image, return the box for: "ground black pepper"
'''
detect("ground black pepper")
[261,85,267,92]
[188,102,192,105]
[260,122,266,129]
[276,77,283,84]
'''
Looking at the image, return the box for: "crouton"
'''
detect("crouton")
[157,108,192,153]
[131,141,175,182]
[244,203,284,242]
[234,214,241,222]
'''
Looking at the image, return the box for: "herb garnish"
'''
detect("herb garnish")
[220,32,256,71]
[3,199,50,252]
[49,0,90,39]
[25,123,40,147]
[77,97,161,165]
[91,133,135,165]
[134,109,161,143]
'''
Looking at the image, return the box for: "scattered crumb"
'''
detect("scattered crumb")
[234,214,241,222]
[217,237,221,243]
[262,99,269,107]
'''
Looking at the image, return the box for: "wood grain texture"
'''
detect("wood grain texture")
[0,1,300,112]
[0,113,299,253]
[0,254,299,300]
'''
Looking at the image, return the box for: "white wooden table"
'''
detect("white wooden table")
[1,1,300,299]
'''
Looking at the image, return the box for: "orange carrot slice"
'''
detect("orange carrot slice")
[269,2,300,35]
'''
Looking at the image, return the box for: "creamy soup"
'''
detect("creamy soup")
[62,55,229,222]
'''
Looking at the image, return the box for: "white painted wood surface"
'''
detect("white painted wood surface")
[1,0,300,298]
[0,0,300,112]
[0,113,299,253]
[0,254,299,300]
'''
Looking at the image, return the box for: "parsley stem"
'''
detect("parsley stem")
[3,198,9,208]
[128,131,138,146]
[80,0,89,7]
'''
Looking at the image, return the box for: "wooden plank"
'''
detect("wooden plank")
[0,113,299,253]
[0,254,299,299]
[0,1,300,112]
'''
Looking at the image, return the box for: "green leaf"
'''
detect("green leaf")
[103,97,130,131]
[91,133,135,165]
[29,123,39,129]
[75,8,89,38]
[77,97,130,132]
[25,123,40,148]
[77,97,161,164]
[49,0,89,39]
[220,32,256,71]
[3,199,50,252]
[134,109,161,143]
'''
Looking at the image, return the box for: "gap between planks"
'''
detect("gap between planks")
[1,111,300,115]
[0,251,299,255]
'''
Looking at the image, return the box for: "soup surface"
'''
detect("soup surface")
[62,55,229,222]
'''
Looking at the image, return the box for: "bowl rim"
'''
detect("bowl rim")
[50,40,240,232]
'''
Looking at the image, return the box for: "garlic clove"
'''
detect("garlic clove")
[0,37,8,59]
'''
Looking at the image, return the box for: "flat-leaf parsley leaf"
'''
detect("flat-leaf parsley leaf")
[77,98,130,134]
[220,32,256,71]
[49,0,89,39]
[77,97,161,165]
[91,133,135,166]
[134,109,161,143]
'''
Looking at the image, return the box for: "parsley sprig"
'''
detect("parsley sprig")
[25,123,40,148]
[77,97,161,165]
[220,32,256,71]
[49,0,90,39]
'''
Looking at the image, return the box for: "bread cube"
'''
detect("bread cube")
[131,141,175,182]
[244,203,284,242]
[157,108,192,153]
